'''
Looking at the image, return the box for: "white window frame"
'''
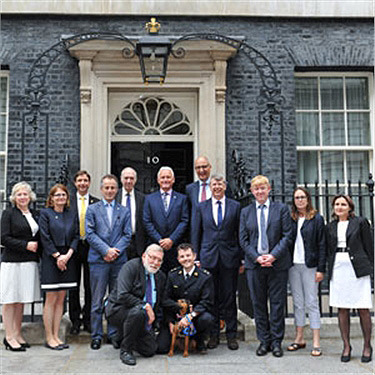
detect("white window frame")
[296,71,374,185]
[0,70,9,203]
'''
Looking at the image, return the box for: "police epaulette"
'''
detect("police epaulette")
[170,267,180,273]
[202,269,211,275]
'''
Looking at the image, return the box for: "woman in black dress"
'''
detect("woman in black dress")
[1,182,40,351]
[39,184,79,350]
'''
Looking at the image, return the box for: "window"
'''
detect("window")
[295,73,373,216]
[0,70,9,203]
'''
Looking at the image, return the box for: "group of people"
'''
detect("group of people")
[0,156,373,367]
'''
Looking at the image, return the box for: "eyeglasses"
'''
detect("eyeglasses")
[147,254,163,264]
[53,193,67,197]
[294,196,307,200]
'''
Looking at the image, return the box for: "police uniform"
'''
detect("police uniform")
[157,265,215,352]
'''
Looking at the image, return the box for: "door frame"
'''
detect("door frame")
[69,40,238,195]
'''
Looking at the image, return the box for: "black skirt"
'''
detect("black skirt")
[41,246,77,291]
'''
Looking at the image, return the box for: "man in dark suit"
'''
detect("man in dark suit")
[86,174,132,350]
[115,167,145,259]
[105,244,168,366]
[192,174,241,351]
[143,166,189,273]
[68,170,99,335]
[239,175,292,358]
[158,243,214,354]
[186,156,232,241]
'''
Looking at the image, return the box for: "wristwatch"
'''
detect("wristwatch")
[191,311,197,318]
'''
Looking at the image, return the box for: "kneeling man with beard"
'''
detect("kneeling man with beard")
[105,244,168,366]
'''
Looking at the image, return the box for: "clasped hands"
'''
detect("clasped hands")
[56,248,74,271]
[159,238,173,250]
[104,247,120,262]
[256,254,276,267]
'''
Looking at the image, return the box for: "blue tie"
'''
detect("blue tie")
[106,203,113,227]
[126,193,132,228]
[260,204,268,254]
[217,201,222,227]
[145,274,153,330]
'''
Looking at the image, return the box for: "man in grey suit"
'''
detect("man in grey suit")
[86,174,132,350]
[239,175,292,358]
[116,167,145,259]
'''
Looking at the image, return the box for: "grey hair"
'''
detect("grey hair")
[121,167,137,182]
[157,166,174,179]
[144,243,164,255]
[100,174,119,188]
[10,181,36,204]
[210,174,226,184]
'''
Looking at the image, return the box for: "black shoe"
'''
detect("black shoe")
[256,343,271,356]
[196,340,207,354]
[341,346,352,363]
[44,342,63,351]
[361,347,373,363]
[272,343,283,358]
[90,339,101,350]
[227,338,239,350]
[207,336,219,349]
[120,350,136,366]
[3,338,26,352]
[58,343,70,349]
[107,336,120,349]
[20,342,30,349]
[70,323,80,335]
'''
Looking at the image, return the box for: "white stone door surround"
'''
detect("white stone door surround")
[69,39,238,194]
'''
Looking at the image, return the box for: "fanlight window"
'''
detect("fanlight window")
[112,97,192,136]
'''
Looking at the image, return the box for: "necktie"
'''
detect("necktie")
[162,192,168,212]
[146,274,153,306]
[260,204,269,254]
[106,203,113,227]
[200,182,207,202]
[217,201,222,226]
[126,193,132,228]
[185,273,190,281]
[79,196,86,238]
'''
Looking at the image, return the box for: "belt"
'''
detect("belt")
[336,247,348,252]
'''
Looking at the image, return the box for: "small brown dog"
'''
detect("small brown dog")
[168,299,193,358]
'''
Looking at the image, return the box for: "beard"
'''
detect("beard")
[144,259,160,274]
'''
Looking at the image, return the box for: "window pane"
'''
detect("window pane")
[295,78,318,109]
[321,78,343,110]
[322,113,345,145]
[297,151,318,184]
[321,151,344,183]
[0,156,4,190]
[347,112,370,146]
[347,151,369,183]
[0,115,6,151]
[0,77,7,113]
[296,112,319,146]
[346,78,369,109]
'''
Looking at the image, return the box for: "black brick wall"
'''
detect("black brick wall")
[1,15,373,197]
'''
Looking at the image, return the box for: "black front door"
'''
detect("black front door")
[111,142,194,194]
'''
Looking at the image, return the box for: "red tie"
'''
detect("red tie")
[200,182,207,202]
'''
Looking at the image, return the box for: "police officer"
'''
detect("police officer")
[158,243,214,354]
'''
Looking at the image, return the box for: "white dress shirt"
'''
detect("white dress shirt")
[160,189,173,210]
[198,178,211,202]
[76,192,89,218]
[122,188,136,233]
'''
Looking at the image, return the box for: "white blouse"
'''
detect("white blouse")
[337,220,349,248]
[23,212,39,237]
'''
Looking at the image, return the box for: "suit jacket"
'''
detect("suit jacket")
[143,190,189,245]
[115,188,146,256]
[70,192,100,222]
[192,198,241,269]
[239,201,292,270]
[186,180,232,241]
[290,213,326,272]
[39,207,79,256]
[326,216,373,279]
[85,200,132,264]
[105,258,170,325]
[1,206,40,262]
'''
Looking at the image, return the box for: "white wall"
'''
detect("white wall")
[2,0,374,18]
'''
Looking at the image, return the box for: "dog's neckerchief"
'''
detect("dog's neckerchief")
[182,315,197,336]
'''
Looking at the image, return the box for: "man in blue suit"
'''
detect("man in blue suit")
[143,166,189,273]
[86,174,132,350]
[192,174,241,351]
[239,175,292,358]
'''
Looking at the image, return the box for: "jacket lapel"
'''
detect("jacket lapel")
[346,218,355,241]
[99,201,111,229]
[166,191,176,217]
